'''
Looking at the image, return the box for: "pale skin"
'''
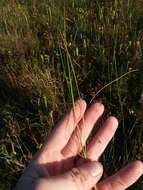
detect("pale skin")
[16,99,143,190]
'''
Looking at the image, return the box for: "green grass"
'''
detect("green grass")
[0,0,143,189]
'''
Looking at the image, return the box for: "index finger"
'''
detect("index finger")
[39,99,87,153]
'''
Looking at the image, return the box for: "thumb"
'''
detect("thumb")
[35,161,103,190]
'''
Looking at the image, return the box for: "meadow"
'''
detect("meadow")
[0,0,143,189]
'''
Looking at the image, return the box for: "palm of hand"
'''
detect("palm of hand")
[16,99,143,190]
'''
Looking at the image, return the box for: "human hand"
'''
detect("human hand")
[16,99,143,190]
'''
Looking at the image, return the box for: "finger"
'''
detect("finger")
[44,99,86,149]
[96,160,143,190]
[87,116,118,161]
[35,161,103,190]
[62,102,104,157]
[34,99,86,162]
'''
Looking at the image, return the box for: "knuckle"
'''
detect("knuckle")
[71,168,88,190]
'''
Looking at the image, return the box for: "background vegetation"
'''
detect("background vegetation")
[0,0,143,189]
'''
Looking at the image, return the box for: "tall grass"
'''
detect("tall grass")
[0,0,143,189]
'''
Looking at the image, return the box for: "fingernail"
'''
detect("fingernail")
[85,162,103,177]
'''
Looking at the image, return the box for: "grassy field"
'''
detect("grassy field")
[0,0,143,189]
